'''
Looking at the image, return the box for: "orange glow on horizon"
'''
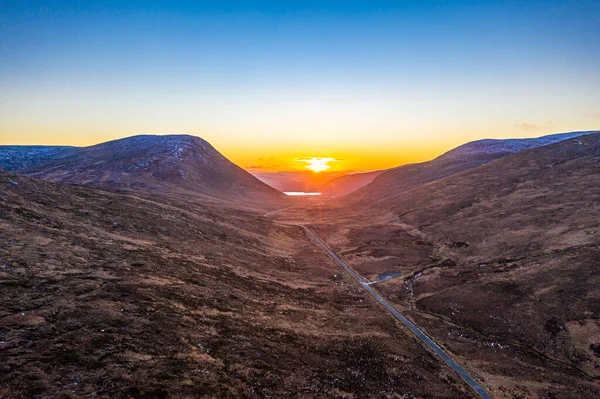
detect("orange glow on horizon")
[3,125,596,175]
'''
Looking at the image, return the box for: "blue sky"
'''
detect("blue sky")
[1,1,599,170]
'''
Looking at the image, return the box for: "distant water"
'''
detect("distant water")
[376,272,403,282]
[284,192,322,196]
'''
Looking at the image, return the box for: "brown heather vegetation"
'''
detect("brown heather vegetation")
[0,172,474,398]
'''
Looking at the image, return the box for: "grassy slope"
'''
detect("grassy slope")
[0,172,474,399]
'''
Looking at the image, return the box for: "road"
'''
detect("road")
[302,225,493,399]
[263,206,293,217]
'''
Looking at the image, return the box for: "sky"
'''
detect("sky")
[1,0,599,172]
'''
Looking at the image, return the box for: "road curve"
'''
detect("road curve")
[302,225,493,399]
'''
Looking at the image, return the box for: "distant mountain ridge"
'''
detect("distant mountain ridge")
[0,135,288,210]
[438,130,598,160]
[330,130,598,201]
[320,170,384,197]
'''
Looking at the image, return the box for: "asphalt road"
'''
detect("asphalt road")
[263,206,293,217]
[302,225,493,399]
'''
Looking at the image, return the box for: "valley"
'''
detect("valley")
[3,2,599,398]
[0,172,475,398]
[1,131,599,398]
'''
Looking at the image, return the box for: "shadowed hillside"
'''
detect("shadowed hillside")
[320,170,384,198]
[0,135,289,211]
[341,130,598,202]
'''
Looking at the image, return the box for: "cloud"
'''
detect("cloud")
[515,122,540,130]
[244,164,283,172]
[294,157,342,163]
[515,122,553,131]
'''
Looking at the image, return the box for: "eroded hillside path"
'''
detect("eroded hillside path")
[263,206,493,399]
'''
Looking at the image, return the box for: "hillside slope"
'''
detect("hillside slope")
[0,146,76,171]
[0,171,475,399]
[0,135,288,211]
[320,170,384,197]
[345,130,598,203]
[386,132,600,388]
[305,132,600,398]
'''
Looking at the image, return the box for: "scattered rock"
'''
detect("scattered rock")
[590,343,600,358]
[544,317,565,337]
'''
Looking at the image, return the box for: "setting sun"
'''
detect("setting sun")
[299,157,336,173]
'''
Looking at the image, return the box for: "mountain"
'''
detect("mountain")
[306,132,600,398]
[320,170,384,197]
[0,171,476,398]
[438,130,598,159]
[0,146,76,171]
[0,135,288,210]
[344,130,598,202]
[372,131,600,380]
